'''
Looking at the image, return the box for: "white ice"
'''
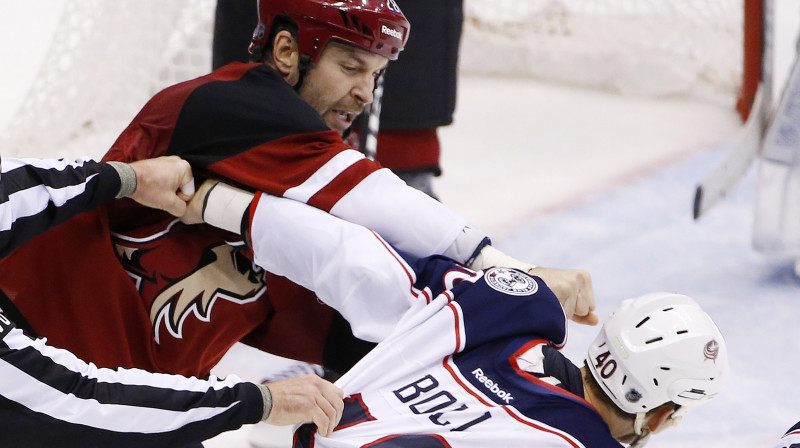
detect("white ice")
[1,1,799,447]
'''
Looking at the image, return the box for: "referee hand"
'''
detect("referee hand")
[263,374,344,437]
[127,156,195,217]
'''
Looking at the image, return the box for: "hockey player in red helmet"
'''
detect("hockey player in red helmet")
[248,0,409,134]
[250,0,409,63]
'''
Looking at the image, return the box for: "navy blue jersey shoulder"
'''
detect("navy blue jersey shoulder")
[407,254,566,350]
[168,63,331,167]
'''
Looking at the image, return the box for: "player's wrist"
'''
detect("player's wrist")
[256,383,273,421]
[107,161,138,199]
[468,245,536,272]
[202,182,254,235]
[443,226,490,266]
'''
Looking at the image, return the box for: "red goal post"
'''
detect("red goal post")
[738,0,767,121]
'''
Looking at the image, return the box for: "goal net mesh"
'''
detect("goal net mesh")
[1,0,745,159]
[460,0,744,103]
[1,0,216,159]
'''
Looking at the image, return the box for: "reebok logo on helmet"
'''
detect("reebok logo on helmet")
[381,24,404,41]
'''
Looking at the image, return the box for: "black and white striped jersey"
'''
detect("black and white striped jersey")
[0,157,263,447]
[0,316,262,447]
[0,157,120,259]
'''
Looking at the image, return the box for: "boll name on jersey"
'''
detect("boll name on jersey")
[393,374,492,432]
[381,25,404,41]
[472,368,514,403]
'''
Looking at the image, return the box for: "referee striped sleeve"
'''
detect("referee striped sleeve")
[0,157,121,258]
[0,323,262,447]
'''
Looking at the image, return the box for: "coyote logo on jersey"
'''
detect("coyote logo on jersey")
[113,223,266,343]
[148,244,264,342]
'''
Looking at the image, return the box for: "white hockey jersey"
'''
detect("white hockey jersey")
[246,195,622,448]
[774,422,800,448]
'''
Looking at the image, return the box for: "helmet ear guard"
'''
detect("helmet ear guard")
[250,0,410,63]
[586,292,729,417]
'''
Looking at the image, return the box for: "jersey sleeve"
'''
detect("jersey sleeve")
[104,63,487,263]
[0,313,261,448]
[247,193,423,342]
[0,157,120,258]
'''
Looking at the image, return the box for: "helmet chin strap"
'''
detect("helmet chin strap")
[634,412,647,436]
[628,410,681,448]
[628,431,651,448]
[628,412,651,448]
[293,54,312,92]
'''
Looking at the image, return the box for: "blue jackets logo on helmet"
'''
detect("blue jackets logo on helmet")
[704,340,720,360]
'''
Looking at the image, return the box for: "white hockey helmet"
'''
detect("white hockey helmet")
[586,292,729,417]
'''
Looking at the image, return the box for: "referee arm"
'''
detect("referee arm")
[0,155,193,258]
[0,155,284,446]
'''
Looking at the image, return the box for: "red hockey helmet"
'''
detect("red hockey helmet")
[250,0,410,62]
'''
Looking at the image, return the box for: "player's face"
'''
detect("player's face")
[298,41,388,134]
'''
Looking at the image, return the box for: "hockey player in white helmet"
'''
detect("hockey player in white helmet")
[191,183,729,448]
[585,292,729,447]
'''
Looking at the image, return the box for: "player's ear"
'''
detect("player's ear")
[272,30,300,85]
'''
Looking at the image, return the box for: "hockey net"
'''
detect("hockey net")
[0,0,216,160]
[2,0,756,160]
[461,0,751,107]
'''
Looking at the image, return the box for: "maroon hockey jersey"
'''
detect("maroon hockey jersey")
[0,62,474,378]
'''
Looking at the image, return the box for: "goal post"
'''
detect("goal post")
[738,0,768,121]
[692,0,777,220]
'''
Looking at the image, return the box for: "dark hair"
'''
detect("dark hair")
[582,360,680,423]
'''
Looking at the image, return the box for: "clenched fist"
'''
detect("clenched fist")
[126,156,195,217]
[529,266,598,325]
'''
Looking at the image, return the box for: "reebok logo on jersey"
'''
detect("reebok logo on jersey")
[472,368,514,403]
[381,25,404,41]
